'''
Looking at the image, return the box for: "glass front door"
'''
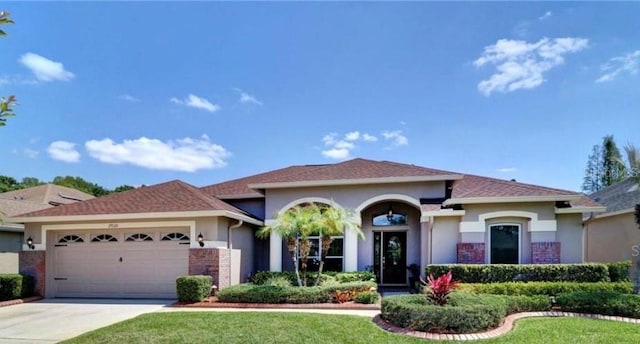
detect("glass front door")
[490,225,519,264]
[373,231,407,285]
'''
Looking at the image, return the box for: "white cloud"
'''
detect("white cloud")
[497,167,517,173]
[345,131,360,141]
[0,76,8,86]
[382,130,409,147]
[362,133,378,142]
[18,53,74,82]
[23,148,39,159]
[170,94,220,113]
[236,89,263,106]
[596,50,640,83]
[538,11,552,21]
[47,141,80,162]
[322,148,350,160]
[320,131,379,160]
[474,37,588,96]
[119,94,140,102]
[85,135,230,172]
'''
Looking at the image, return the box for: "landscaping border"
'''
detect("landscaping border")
[0,296,42,308]
[171,298,380,310]
[373,311,640,341]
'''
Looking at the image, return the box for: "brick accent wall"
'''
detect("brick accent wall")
[19,251,46,297]
[457,243,485,264]
[531,242,561,264]
[189,248,232,289]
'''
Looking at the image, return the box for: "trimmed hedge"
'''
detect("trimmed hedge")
[381,292,551,334]
[217,281,376,304]
[354,291,379,304]
[0,274,34,301]
[249,271,375,286]
[556,291,640,318]
[458,281,633,296]
[426,264,610,283]
[176,275,213,302]
[606,261,631,282]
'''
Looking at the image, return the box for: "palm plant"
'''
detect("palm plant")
[624,143,640,184]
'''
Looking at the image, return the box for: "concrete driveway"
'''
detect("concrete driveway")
[0,299,171,343]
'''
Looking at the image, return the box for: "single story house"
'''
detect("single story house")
[584,177,640,262]
[0,184,93,273]
[9,158,604,299]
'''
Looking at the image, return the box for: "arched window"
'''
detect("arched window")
[161,232,189,241]
[91,234,118,242]
[58,235,84,243]
[125,233,153,242]
[372,212,407,226]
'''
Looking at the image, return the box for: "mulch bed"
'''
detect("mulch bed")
[171,297,381,310]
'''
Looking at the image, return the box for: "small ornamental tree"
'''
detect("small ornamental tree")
[421,271,460,306]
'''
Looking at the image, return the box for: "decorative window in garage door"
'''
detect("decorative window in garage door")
[125,233,153,242]
[161,232,189,241]
[58,234,84,243]
[91,234,118,242]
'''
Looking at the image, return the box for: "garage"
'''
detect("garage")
[51,230,189,299]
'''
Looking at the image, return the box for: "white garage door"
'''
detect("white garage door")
[52,230,189,298]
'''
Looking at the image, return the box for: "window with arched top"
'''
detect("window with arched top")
[125,233,153,242]
[372,213,407,226]
[58,235,84,243]
[91,234,118,242]
[161,232,189,241]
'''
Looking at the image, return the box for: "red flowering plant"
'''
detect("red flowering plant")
[422,270,460,306]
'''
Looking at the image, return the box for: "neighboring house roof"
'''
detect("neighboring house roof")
[12,180,260,224]
[590,178,640,214]
[0,198,51,217]
[0,184,94,206]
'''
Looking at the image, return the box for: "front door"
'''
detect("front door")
[373,231,407,285]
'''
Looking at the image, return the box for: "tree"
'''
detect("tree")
[256,202,363,287]
[52,176,110,197]
[0,175,19,193]
[113,185,135,193]
[0,12,16,127]
[601,135,627,187]
[582,145,602,193]
[622,143,640,184]
[20,177,44,188]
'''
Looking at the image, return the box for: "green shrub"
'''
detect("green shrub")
[217,284,331,304]
[21,274,34,297]
[354,291,379,304]
[176,275,213,302]
[498,294,551,314]
[606,261,631,282]
[263,276,292,287]
[556,291,640,318]
[381,293,506,334]
[250,271,298,285]
[458,281,633,296]
[426,264,610,283]
[333,271,376,283]
[217,281,377,304]
[249,271,375,286]
[0,274,24,301]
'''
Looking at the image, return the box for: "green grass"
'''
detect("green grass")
[61,312,640,344]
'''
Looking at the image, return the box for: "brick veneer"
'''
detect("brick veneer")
[19,251,46,297]
[531,242,561,264]
[457,243,485,264]
[189,248,231,289]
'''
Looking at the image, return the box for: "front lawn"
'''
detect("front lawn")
[62,312,640,344]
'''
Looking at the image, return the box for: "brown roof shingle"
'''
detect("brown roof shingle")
[19,180,248,217]
[0,184,94,205]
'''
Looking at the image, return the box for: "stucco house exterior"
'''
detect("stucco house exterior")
[584,178,640,262]
[0,184,93,273]
[9,158,603,299]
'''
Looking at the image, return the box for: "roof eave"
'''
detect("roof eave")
[249,174,464,189]
[555,206,607,214]
[443,194,583,206]
[8,210,264,226]
[592,207,635,220]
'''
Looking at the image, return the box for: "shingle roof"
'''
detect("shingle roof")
[590,178,640,214]
[0,198,51,217]
[0,184,94,205]
[452,174,578,198]
[18,180,250,217]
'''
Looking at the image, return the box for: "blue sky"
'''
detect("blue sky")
[1,2,639,191]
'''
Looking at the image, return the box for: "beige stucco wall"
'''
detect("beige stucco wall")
[431,217,460,264]
[264,181,445,218]
[462,202,556,222]
[585,212,638,262]
[556,213,584,263]
[0,252,18,273]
